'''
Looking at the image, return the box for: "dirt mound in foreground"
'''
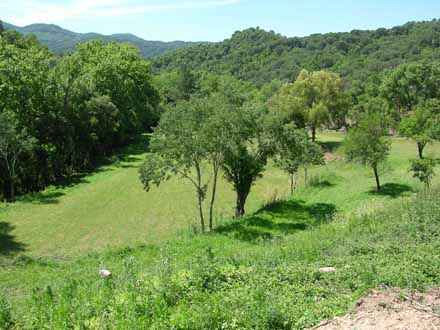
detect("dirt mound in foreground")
[312,288,440,330]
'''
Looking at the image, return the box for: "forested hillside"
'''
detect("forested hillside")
[152,19,440,92]
[3,21,202,57]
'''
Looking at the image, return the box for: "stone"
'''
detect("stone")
[319,267,336,273]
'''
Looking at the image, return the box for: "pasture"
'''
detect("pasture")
[0,132,438,257]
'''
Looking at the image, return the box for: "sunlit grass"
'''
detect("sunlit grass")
[0,132,438,257]
[0,132,440,328]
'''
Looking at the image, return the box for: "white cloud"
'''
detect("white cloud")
[7,0,241,26]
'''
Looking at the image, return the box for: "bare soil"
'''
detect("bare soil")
[312,288,440,330]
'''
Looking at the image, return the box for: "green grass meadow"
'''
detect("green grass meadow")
[1,132,437,257]
[0,132,440,329]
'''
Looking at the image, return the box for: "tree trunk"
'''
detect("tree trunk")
[9,180,15,202]
[235,191,248,219]
[304,167,308,187]
[373,165,381,192]
[290,173,297,195]
[208,162,219,231]
[417,142,425,159]
[195,165,205,232]
[311,126,317,142]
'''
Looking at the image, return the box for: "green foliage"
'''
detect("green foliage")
[221,101,274,218]
[410,158,436,189]
[399,101,440,158]
[381,62,440,116]
[140,93,238,230]
[269,70,349,140]
[344,113,391,191]
[0,31,159,199]
[153,20,440,94]
[0,112,37,201]
[271,123,324,193]
[2,185,440,329]
[0,294,13,329]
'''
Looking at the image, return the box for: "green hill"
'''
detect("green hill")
[3,21,202,58]
[152,19,440,88]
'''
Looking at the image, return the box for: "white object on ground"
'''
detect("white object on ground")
[319,267,336,273]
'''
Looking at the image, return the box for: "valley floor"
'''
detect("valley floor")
[0,132,439,329]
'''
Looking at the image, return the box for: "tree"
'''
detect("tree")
[271,123,323,193]
[0,29,161,197]
[344,113,391,192]
[221,102,273,218]
[139,95,230,231]
[0,112,36,201]
[300,136,325,187]
[399,101,440,159]
[381,62,440,119]
[0,20,4,34]
[410,158,436,189]
[269,70,349,141]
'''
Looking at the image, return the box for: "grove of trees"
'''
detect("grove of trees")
[0,27,159,200]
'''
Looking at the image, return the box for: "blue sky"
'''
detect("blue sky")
[2,0,440,41]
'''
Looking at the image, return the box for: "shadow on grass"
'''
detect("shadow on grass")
[19,191,65,204]
[0,222,25,255]
[369,183,413,198]
[309,180,335,188]
[50,135,151,189]
[52,174,91,189]
[319,140,342,153]
[216,200,337,242]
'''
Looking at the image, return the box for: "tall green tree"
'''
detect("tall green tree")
[344,113,391,192]
[0,112,36,201]
[139,95,231,231]
[221,102,273,218]
[269,70,349,141]
[0,31,160,197]
[381,62,440,118]
[399,100,440,159]
[272,123,324,194]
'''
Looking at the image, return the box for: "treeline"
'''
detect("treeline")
[0,26,159,200]
[152,19,440,96]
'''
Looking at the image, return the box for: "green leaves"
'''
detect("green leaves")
[410,158,436,189]
[399,100,440,158]
[269,70,349,140]
[344,112,391,191]
[0,33,160,199]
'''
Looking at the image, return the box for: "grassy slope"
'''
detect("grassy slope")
[1,133,436,257]
[0,132,439,328]
[0,137,289,257]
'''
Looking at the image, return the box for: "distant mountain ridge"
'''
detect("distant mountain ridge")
[3,22,203,58]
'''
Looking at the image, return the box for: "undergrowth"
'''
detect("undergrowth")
[1,188,440,329]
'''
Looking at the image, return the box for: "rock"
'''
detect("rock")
[99,269,112,278]
[319,267,336,273]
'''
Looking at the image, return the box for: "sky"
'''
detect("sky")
[2,0,440,42]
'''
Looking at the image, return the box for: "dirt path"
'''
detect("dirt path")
[312,288,440,330]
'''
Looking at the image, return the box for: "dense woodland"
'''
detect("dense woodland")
[153,20,440,98]
[0,24,160,200]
